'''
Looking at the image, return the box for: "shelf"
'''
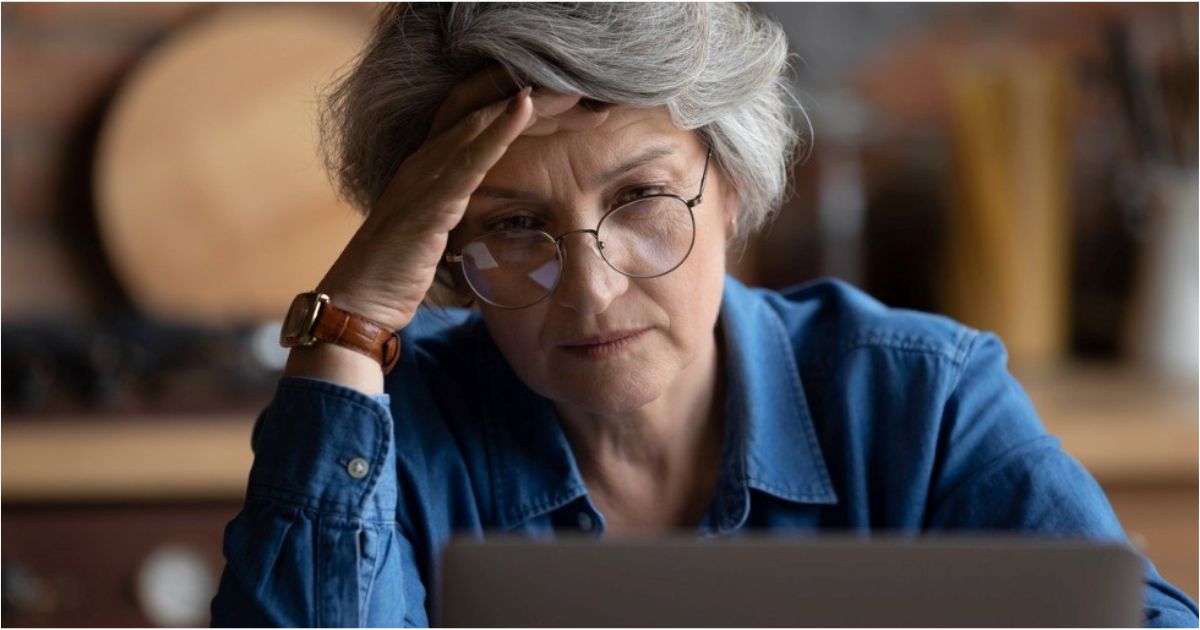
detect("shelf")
[1,365,1195,502]
[2,413,256,502]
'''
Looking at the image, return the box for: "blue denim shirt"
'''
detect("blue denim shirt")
[211,275,1198,627]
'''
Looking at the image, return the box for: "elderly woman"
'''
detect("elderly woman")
[211,3,1196,627]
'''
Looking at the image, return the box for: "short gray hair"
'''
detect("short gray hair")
[319,2,809,242]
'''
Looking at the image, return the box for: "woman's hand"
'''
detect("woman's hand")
[286,72,610,392]
[314,70,610,332]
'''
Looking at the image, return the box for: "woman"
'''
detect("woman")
[211,4,1197,627]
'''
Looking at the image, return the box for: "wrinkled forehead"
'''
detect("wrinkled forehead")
[485,105,706,188]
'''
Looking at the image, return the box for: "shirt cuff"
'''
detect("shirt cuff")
[245,376,397,517]
[284,375,392,409]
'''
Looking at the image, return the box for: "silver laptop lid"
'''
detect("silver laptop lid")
[436,534,1143,627]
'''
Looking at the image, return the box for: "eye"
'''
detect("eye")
[614,185,669,206]
[486,214,543,232]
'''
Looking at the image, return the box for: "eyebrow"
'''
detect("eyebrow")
[472,144,678,201]
[592,144,677,185]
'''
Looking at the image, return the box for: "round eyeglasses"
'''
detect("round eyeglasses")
[445,149,712,309]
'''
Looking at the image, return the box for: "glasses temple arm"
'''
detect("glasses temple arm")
[689,146,714,207]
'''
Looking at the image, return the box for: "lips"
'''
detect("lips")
[558,328,651,359]
[560,328,650,347]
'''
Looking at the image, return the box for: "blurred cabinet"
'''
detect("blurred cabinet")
[2,415,253,627]
[1,502,240,627]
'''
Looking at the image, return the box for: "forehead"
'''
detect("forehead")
[485,105,701,184]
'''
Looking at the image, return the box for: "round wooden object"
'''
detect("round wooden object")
[94,5,373,326]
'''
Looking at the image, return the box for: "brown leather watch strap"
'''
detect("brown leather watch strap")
[311,301,402,374]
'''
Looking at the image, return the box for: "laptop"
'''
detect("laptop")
[435,534,1143,627]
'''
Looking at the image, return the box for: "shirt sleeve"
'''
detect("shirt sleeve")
[210,376,429,627]
[924,332,1199,628]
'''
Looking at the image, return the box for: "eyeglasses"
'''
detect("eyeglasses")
[445,148,712,309]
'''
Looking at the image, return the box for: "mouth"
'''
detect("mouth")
[558,328,651,360]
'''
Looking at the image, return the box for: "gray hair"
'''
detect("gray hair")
[319,2,809,243]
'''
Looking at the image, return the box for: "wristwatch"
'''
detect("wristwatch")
[279,292,402,374]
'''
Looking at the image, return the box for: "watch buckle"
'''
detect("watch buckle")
[299,293,331,346]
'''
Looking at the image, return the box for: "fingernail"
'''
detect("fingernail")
[508,86,532,114]
[531,92,580,116]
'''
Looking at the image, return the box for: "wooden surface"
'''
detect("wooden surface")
[2,414,255,502]
[1016,363,1198,484]
[2,364,1194,500]
[1105,484,1198,600]
[92,4,370,326]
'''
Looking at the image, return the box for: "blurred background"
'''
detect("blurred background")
[1,2,1195,626]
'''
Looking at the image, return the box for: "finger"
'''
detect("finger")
[429,90,534,202]
[375,88,529,218]
[415,87,530,175]
[554,108,612,131]
[428,65,520,138]
[530,90,582,118]
[422,89,582,160]
[520,118,563,136]
[512,90,582,136]
[520,107,613,136]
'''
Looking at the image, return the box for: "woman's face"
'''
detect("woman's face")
[451,106,736,414]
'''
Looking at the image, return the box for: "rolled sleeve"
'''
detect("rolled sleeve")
[211,376,424,627]
[245,377,397,517]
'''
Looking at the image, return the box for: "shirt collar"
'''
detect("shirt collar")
[480,274,837,532]
[714,275,838,532]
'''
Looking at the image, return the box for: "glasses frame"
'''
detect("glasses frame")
[445,147,713,309]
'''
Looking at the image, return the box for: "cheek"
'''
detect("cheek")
[639,211,728,359]
[667,202,731,340]
[673,205,730,305]
[480,310,545,371]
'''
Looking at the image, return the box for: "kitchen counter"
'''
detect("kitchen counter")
[2,364,1195,501]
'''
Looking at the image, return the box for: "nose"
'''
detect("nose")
[552,230,628,315]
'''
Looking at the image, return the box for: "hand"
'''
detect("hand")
[314,69,611,331]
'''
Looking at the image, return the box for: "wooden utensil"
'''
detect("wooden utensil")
[93,4,374,326]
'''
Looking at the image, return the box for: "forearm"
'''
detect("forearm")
[212,377,420,626]
[284,343,385,396]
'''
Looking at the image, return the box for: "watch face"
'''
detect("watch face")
[280,293,320,344]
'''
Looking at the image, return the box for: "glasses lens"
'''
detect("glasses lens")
[461,230,560,308]
[597,197,695,277]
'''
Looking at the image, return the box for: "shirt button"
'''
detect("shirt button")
[577,511,594,531]
[346,457,370,479]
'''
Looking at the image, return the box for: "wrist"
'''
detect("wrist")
[314,279,413,333]
[279,291,403,375]
[284,343,385,395]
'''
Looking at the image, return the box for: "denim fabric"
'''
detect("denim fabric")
[211,275,1198,627]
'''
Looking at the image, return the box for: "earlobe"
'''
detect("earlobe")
[722,186,741,243]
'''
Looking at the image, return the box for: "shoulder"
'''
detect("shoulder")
[741,277,1047,484]
[734,276,983,373]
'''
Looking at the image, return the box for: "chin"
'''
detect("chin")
[543,362,673,415]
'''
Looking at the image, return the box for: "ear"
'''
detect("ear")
[720,179,741,243]
[701,150,741,242]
